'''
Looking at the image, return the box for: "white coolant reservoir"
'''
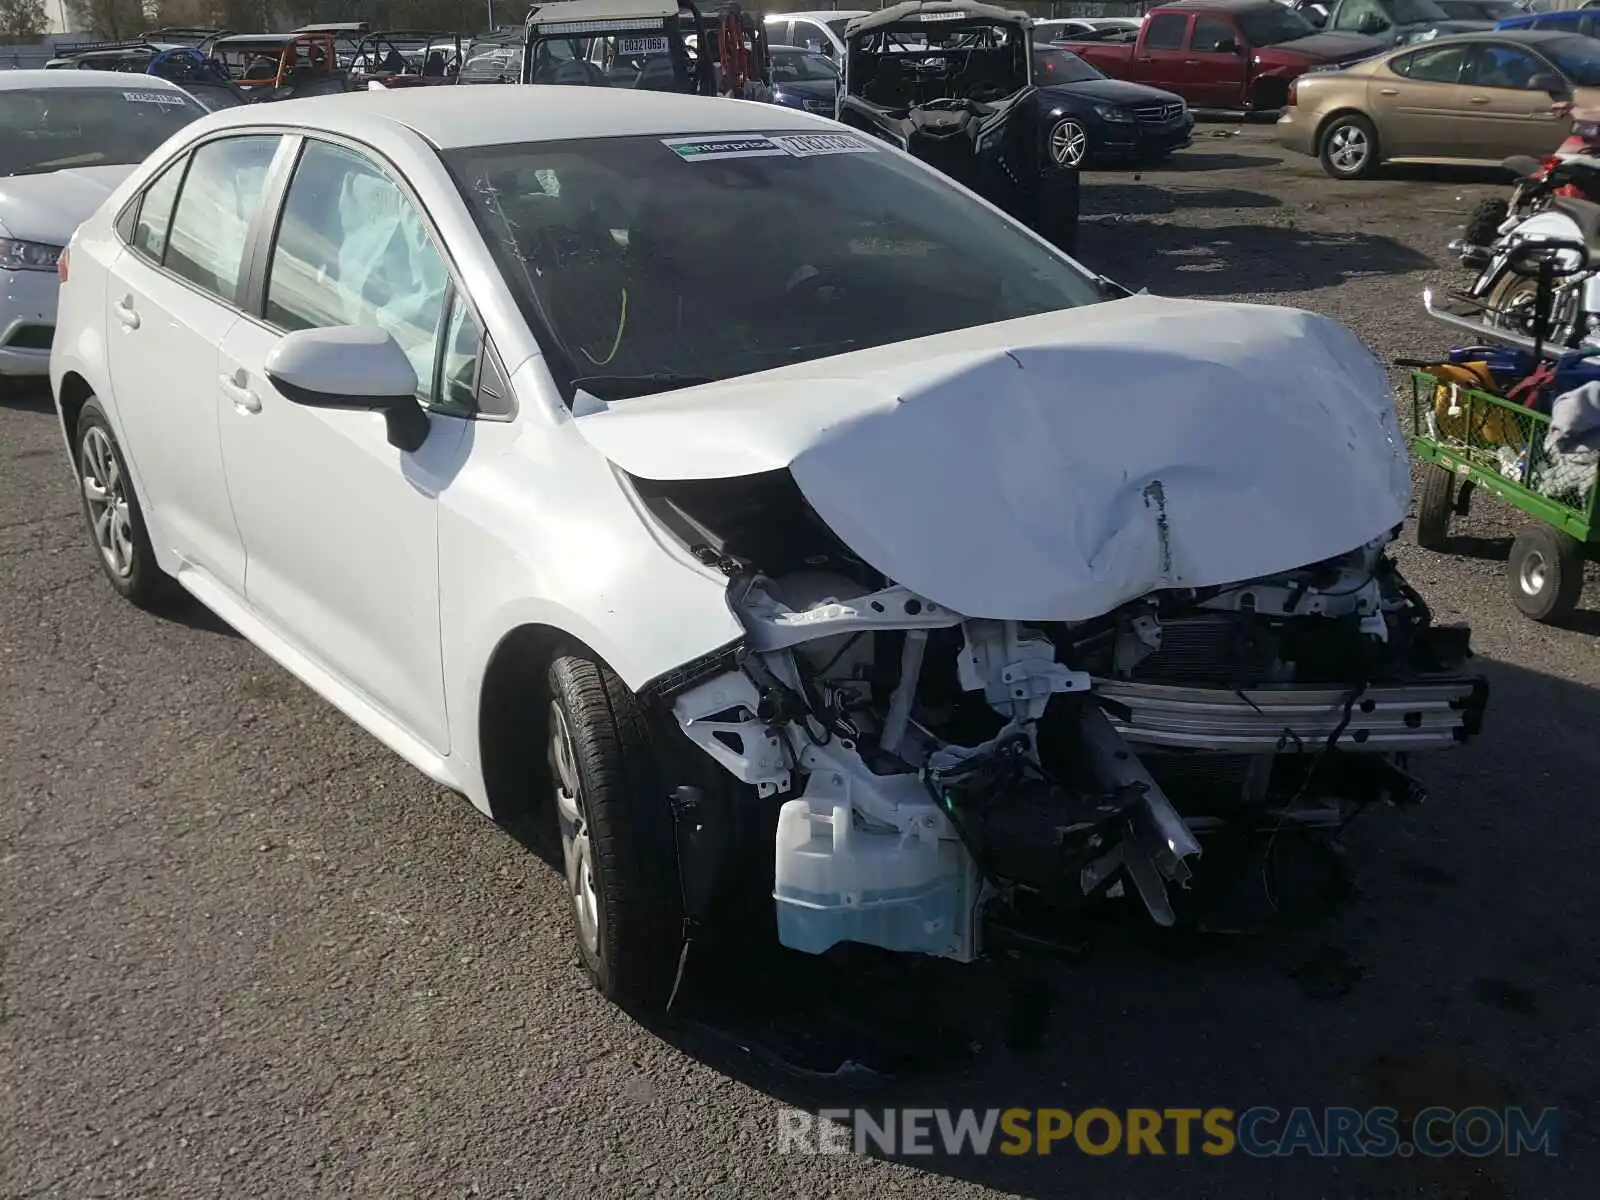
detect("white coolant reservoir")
[773,799,978,960]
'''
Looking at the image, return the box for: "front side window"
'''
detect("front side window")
[131,155,186,262]
[163,135,281,303]
[1191,16,1239,51]
[1538,35,1600,86]
[0,85,202,177]
[1235,6,1317,46]
[1463,43,1550,88]
[264,139,451,405]
[1143,13,1189,49]
[445,131,1104,404]
[1333,0,1387,31]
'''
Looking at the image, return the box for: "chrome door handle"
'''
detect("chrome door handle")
[219,373,262,415]
[1468,95,1490,104]
[113,298,139,330]
[1379,87,1399,96]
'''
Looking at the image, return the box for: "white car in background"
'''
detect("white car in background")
[51,87,1484,1013]
[763,9,871,58]
[1,71,202,381]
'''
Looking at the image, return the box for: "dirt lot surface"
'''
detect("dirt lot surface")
[2,123,1596,1199]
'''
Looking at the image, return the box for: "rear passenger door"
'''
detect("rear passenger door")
[1459,42,1569,160]
[1371,43,1471,159]
[103,133,284,595]
[215,136,476,756]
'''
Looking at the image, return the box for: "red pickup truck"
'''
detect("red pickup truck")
[1054,0,1384,112]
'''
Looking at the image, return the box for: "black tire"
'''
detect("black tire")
[1462,197,1509,251]
[1415,464,1455,551]
[1319,113,1379,180]
[73,398,173,609]
[1507,524,1586,623]
[547,652,682,1009]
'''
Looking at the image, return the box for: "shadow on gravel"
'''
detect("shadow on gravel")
[1162,150,1281,173]
[0,381,54,412]
[1088,223,1433,297]
[632,654,1598,1199]
[1085,182,1279,214]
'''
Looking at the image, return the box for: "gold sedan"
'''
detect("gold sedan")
[1277,30,1600,178]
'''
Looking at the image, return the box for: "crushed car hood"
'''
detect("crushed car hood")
[574,294,1411,621]
[0,165,137,245]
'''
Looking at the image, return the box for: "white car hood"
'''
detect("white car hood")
[0,165,137,245]
[574,294,1411,621]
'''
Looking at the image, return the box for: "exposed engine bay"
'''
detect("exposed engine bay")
[637,468,1487,961]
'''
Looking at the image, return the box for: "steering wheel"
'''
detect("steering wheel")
[921,96,974,113]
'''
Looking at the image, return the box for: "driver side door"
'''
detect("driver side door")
[1184,15,1249,110]
[215,135,474,757]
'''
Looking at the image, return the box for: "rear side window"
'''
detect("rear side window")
[130,156,186,263]
[1144,13,1189,50]
[1390,44,1469,83]
[163,135,281,303]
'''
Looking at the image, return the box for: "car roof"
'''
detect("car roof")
[767,8,871,16]
[849,2,1029,35]
[527,0,683,21]
[1156,0,1287,10]
[0,69,191,92]
[198,85,833,148]
[1423,27,1593,43]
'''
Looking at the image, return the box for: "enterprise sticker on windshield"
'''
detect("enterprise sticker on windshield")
[123,90,189,106]
[662,132,879,161]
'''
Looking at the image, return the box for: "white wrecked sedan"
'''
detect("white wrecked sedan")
[50,87,1485,1009]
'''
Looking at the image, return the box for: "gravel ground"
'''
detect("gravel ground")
[3,124,1597,1200]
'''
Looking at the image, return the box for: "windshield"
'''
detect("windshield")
[445,132,1103,403]
[1236,6,1317,45]
[1033,48,1104,83]
[531,35,689,90]
[773,48,838,80]
[1389,0,1450,21]
[1543,35,1600,86]
[0,86,202,176]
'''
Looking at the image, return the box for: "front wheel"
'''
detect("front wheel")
[1047,117,1090,169]
[1462,197,1510,252]
[1508,524,1586,622]
[547,652,683,1010]
[1415,463,1455,551]
[1319,113,1379,180]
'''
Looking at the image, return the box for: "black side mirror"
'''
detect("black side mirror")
[1528,72,1570,98]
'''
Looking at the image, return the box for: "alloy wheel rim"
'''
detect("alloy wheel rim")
[1519,548,1548,596]
[1329,125,1368,173]
[549,700,599,956]
[1050,121,1087,167]
[80,427,134,579]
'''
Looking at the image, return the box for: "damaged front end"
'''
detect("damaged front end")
[640,470,1487,962]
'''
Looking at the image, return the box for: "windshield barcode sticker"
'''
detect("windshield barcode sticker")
[123,90,189,106]
[770,132,878,157]
[618,36,669,55]
[663,132,880,162]
[661,134,791,161]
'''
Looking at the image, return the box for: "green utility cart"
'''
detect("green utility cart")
[1409,369,1598,623]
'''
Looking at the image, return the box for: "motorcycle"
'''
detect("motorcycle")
[1453,107,1600,270]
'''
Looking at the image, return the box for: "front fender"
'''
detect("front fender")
[438,364,746,812]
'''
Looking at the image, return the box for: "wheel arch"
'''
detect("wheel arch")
[56,370,94,452]
[1314,106,1376,158]
[477,621,599,828]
